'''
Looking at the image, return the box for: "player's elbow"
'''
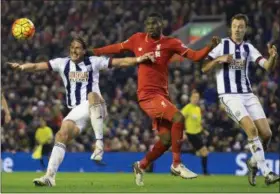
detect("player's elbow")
[201,67,207,73]
[201,64,209,73]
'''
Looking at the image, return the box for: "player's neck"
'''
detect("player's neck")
[147,33,163,42]
[230,36,243,45]
[72,58,84,64]
[150,35,161,40]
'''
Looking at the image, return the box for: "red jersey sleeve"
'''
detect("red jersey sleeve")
[120,33,139,52]
[170,38,211,62]
[170,38,189,56]
[93,33,139,55]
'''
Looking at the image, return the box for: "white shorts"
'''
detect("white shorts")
[63,100,90,133]
[219,93,266,123]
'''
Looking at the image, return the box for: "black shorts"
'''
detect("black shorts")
[42,144,52,156]
[187,132,204,150]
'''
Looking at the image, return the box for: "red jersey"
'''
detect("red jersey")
[120,32,189,100]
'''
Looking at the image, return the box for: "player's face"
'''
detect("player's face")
[145,17,162,38]
[231,19,247,41]
[39,118,46,126]
[191,93,200,105]
[70,40,86,62]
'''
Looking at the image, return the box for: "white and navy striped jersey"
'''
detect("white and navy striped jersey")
[208,37,266,95]
[48,56,112,108]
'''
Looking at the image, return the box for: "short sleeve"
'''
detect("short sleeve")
[90,56,112,71]
[171,38,189,56]
[249,44,266,67]
[207,43,223,60]
[48,58,66,72]
[181,105,189,117]
[120,33,139,52]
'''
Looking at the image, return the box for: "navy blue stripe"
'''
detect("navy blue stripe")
[63,60,71,107]
[84,56,91,66]
[235,45,243,93]
[47,61,53,71]
[84,57,93,99]
[243,44,252,92]
[235,70,242,93]
[223,40,231,93]
[75,64,82,105]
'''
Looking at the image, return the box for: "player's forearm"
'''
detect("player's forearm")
[1,95,10,116]
[264,55,278,72]
[202,59,219,73]
[112,57,140,68]
[20,63,36,72]
[93,43,123,56]
[183,46,212,62]
[21,62,49,72]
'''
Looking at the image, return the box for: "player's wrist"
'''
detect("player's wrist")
[136,57,141,63]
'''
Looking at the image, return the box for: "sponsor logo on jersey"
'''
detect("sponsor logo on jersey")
[69,72,89,82]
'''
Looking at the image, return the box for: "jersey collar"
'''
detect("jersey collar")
[145,33,163,43]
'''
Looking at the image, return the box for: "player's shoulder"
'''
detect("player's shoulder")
[89,55,110,63]
[220,37,231,44]
[244,41,256,49]
[132,32,145,39]
[49,56,70,64]
[184,103,192,109]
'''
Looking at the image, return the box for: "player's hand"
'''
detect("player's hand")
[267,44,278,58]
[203,130,210,136]
[4,113,11,124]
[7,62,23,71]
[216,54,233,64]
[137,52,155,63]
[208,36,221,49]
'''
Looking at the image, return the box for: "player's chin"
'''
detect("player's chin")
[148,32,156,37]
[70,56,80,61]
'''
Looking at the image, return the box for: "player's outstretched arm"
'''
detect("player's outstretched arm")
[183,36,221,62]
[7,62,49,72]
[111,52,155,68]
[91,43,123,56]
[1,92,11,124]
[263,44,278,72]
[91,34,138,56]
[202,54,233,73]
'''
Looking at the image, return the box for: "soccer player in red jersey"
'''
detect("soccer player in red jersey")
[92,13,220,186]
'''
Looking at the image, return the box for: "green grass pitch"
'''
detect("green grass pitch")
[1,172,279,193]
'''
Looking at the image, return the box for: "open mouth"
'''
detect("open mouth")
[71,53,78,58]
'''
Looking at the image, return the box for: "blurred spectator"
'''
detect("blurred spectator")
[32,117,53,170]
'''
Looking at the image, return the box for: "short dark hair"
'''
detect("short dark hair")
[191,89,199,95]
[147,12,163,21]
[231,13,249,26]
[72,36,87,49]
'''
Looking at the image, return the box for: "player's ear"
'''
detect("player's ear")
[158,20,164,28]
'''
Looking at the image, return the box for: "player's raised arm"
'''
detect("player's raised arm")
[111,52,155,68]
[172,36,221,62]
[1,92,11,124]
[263,44,278,72]
[91,33,139,56]
[7,62,49,72]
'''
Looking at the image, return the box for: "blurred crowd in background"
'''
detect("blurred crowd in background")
[1,0,280,153]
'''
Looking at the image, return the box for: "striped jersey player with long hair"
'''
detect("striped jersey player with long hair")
[8,37,154,187]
